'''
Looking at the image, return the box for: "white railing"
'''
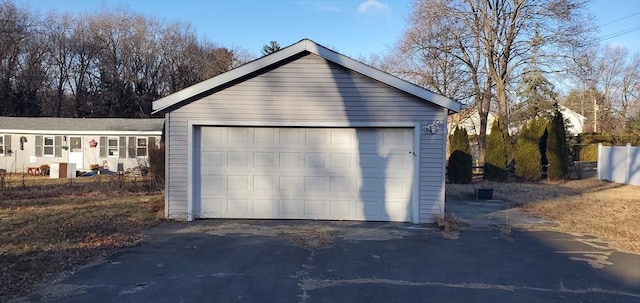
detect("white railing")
[597,143,640,186]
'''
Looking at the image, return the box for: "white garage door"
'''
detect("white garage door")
[195,127,414,222]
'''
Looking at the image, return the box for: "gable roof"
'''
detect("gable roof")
[0,117,164,135]
[152,38,462,114]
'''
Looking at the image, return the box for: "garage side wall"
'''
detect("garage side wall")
[166,54,447,223]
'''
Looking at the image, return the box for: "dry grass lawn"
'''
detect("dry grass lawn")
[447,178,640,254]
[0,174,164,300]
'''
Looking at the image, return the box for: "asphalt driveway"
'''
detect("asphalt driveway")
[14,217,640,303]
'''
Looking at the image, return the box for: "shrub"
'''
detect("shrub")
[546,110,569,180]
[484,118,508,181]
[515,118,543,181]
[448,127,472,184]
[579,144,599,161]
[148,142,165,187]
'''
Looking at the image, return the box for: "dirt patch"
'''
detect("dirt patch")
[446,178,640,254]
[176,222,415,249]
[431,214,469,239]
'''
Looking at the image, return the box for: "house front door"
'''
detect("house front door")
[68,136,84,170]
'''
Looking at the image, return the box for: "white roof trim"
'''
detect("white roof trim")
[152,39,461,114]
[0,130,162,135]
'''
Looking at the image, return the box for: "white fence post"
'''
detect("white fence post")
[597,143,603,181]
[626,143,631,184]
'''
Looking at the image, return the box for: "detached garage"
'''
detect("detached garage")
[153,39,462,223]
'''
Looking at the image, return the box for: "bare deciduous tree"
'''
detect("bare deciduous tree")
[0,2,252,118]
[393,0,594,161]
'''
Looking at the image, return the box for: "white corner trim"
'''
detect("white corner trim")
[164,113,170,219]
[412,123,421,224]
[186,121,194,221]
[439,108,448,218]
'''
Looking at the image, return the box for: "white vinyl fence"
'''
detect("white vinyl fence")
[597,143,640,186]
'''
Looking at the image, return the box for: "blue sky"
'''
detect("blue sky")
[14,0,640,59]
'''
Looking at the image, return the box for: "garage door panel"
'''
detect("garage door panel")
[227,198,250,216]
[253,199,277,215]
[228,128,250,144]
[357,177,380,192]
[330,177,354,192]
[359,201,385,217]
[227,175,249,190]
[253,175,276,191]
[199,197,223,217]
[201,151,224,168]
[196,127,414,222]
[304,200,327,217]
[280,152,301,167]
[200,127,225,145]
[305,129,327,144]
[280,199,300,216]
[386,177,410,194]
[228,151,250,167]
[254,128,276,144]
[382,129,412,147]
[330,153,352,168]
[330,200,354,218]
[305,152,328,168]
[280,128,302,144]
[358,154,383,169]
[201,175,224,192]
[254,152,276,167]
[330,129,354,145]
[304,176,327,192]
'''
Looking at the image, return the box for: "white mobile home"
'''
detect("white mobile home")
[0,117,163,174]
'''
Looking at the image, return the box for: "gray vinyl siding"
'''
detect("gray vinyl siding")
[165,53,447,222]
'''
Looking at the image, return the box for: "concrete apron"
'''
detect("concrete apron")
[445,198,550,230]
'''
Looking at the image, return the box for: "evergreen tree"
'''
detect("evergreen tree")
[484,118,508,181]
[511,28,557,128]
[546,109,569,180]
[261,41,281,55]
[448,127,472,184]
[515,118,543,181]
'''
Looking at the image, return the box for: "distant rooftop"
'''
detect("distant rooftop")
[0,117,164,132]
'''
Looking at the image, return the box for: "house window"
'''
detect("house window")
[108,137,119,157]
[0,136,4,156]
[137,137,147,157]
[43,136,54,156]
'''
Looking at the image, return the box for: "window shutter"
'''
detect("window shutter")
[35,136,43,157]
[54,136,62,157]
[4,135,10,156]
[128,137,136,158]
[119,137,126,158]
[99,137,107,158]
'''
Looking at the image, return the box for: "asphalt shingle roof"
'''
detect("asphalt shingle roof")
[0,117,164,132]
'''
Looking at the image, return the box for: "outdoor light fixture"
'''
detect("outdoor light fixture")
[423,120,441,134]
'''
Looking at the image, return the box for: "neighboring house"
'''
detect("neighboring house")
[558,105,586,135]
[0,117,163,174]
[448,108,497,136]
[153,39,462,223]
[449,105,586,136]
